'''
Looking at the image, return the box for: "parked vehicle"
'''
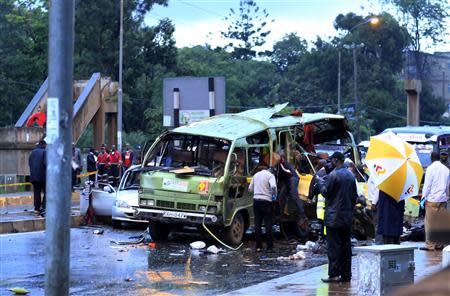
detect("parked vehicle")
[382,126,450,169]
[136,103,373,245]
[80,165,146,227]
[381,125,450,217]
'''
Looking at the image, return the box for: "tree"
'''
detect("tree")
[74,0,176,136]
[74,0,169,79]
[221,0,273,60]
[176,46,280,109]
[382,0,449,52]
[0,0,48,126]
[270,33,308,72]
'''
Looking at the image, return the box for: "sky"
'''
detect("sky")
[145,0,450,53]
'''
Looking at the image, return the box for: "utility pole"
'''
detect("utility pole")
[45,1,74,295]
[336,17,379,120]
[118,0,124,151]
[353,45,360,143]
[337,50,341,114]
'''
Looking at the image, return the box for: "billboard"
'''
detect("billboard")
[163,77,226,127]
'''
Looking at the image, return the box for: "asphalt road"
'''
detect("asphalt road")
[0,224,327,295]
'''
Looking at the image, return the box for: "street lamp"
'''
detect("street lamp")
[337,16,379,142]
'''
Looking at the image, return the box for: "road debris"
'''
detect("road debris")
[296,241,316,251]
[93,229,104,235]
[243,264,260,267]
[110,235,145,245]
[187,280,209,285]
[206,245,225,254]
[190,241,206,249]
[277,250,306,261]
[8,287,29,295]
[259,269,281,272]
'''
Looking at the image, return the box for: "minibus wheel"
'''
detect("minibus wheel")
[225,212,244,246]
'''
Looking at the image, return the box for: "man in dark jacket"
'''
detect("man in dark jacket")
[377,190,405,244]
[29,140,46,215]
[86,148,97,183]
[319,152,357,283]
[278,153,306,217]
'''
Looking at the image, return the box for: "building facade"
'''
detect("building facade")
[405,51,450,107]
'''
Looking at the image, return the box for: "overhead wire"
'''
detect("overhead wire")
[0,78,40,88]
[176,0,226,19]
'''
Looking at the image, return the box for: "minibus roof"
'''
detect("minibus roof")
[172,103,345,141]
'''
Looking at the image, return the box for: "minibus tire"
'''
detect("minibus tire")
[148,221,169,241]
[224,212,245,246]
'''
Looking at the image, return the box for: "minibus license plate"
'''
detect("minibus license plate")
[163,211,187,219]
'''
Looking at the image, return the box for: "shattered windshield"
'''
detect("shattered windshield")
[145,134,231,177]
[121,170,141,190]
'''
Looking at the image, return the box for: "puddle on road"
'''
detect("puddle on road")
[131,236,328,296]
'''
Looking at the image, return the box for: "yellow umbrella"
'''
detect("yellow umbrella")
[364,131,423,201]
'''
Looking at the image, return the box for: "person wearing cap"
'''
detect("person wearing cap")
[249,165,278,252]
[29,140,46,216]
[420,151,450,251]
[319,151,358,283]
[122,143,134,172]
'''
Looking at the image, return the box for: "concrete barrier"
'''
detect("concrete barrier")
[0,191,80,207]
[0,214,83,234]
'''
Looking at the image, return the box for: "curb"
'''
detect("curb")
[0,214,83,234]
[0,191,80,207]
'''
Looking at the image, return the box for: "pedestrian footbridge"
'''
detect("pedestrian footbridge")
[0,73,118,187]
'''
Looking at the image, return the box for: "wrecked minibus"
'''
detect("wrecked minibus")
[136,103,374,245]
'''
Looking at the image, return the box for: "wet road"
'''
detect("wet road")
[0,225,327,295]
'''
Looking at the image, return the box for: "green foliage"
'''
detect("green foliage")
[420,82,447,124]
[0,0,47,126]
[123,130,151,148]
[1,0,448,146]
[176,46,280,108]
[269,33,308,72]
[382,0,449,52]
[221,0,273,60]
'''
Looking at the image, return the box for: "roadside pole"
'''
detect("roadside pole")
[45,1,75,295]
[117,0,124,151]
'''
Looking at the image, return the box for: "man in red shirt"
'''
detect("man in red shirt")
[109,144,122,187]
[122,143,134,172]
[96,144,110,184]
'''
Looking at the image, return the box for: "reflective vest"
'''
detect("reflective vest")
[316,194,327,235]
[110,151,122,164]
[316,194,325,220]
[97,152,110,166]
[124,150,132,167]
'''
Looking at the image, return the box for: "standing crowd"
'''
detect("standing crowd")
[249,148,449,284]
[85,143,139,187]
[29,141,141,216]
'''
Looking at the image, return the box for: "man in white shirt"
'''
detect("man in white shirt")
[249,167,277,251]
[420,152,450,251]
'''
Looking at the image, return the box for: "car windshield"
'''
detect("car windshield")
[144,134,231,177]
[121,170,141,190]
[409,142,434,168]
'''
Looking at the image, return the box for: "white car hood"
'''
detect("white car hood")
[116,189,139,207]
